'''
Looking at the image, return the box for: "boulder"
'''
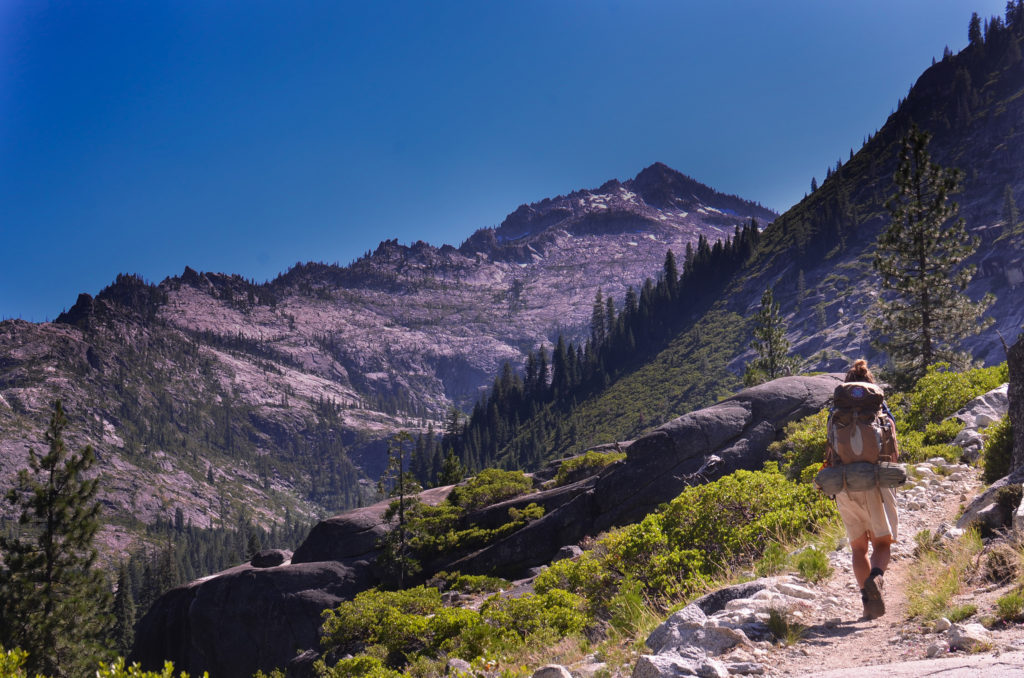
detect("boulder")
[447,658,473,676]
[957,482,1022,532]
[532,666,573,678]
[947,623,994,652]
[950,383,1010,462]
[646,604,708,653]
[251,549,291,568]
[952,384,1009,431]
[130,560,369,678]
[633,650,720,678]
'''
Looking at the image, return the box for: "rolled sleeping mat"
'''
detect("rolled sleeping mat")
[814,462,907,495]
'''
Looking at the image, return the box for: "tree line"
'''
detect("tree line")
[424,220,762,476]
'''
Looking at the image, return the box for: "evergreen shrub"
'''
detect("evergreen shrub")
[446,469,533,511]
[539,465,837,608]
[769,410,828,479]
[982,417,1014,484]
[553,450,626,486]
[428,571,509,594]
[313,656,403,678]
[889,362,1007,433]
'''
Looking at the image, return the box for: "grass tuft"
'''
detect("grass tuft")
[906,528,983,621]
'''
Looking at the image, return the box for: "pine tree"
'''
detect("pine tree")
[662,249,679,298]
[605,294,616,339]
[591,289,606,347]
[871,125,994,383]
[969,12,984,46]
[744,287,796,386]
[376,432,419,588]
[439,449,466,485]
[112,562,136,657]
[0,401,114,677]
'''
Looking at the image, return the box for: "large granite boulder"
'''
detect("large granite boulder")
[130,560,369,678]
[132,374,841,677]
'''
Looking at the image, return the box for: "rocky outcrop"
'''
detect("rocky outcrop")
[132,375,840,677]
[129,560,370,678]
[1009,336,1024,474]
[635,576,817,677]
[954,382,1020,533]
[951,384,1010,462]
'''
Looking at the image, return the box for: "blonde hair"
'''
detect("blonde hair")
[845,359,875,384]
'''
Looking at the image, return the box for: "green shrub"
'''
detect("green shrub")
[429,571,509,594]
[314,656,405,678]
[982,417,1014,484]
[799,462,824,485]
[898,430,961,464]
[996,590,1024,622]
[598,464,836,600]
[657,464,836,570]
[0,651,201,678]
[946,603,977,623]
[754,542,790,577]
[447,469,533,511]
[891,363,1007,433]
[534,551,618,611]
[768,410,828,480]
[0,648,30,678]
[794,547,832,583]
[554,450,626,486]
[480,589,587,641]
[320,587,443,659]
[921,419,965,445]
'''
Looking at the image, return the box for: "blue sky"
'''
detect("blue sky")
[0,0,1010,321]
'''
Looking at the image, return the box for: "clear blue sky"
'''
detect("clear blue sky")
[0,1,1009,321]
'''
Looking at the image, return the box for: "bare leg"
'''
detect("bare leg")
[869,535,893,573]
[850,533,871,588]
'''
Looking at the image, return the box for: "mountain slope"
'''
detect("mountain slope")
[484,15,1024,466]
[0,164,774,554]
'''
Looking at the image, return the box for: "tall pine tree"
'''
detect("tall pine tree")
[743,287,796,386]
[0,401,113,677]
[871,124,994,383]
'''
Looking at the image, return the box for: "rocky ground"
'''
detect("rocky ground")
[622,458,1024,678]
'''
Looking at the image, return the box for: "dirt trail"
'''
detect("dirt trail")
[760,462,1024,677]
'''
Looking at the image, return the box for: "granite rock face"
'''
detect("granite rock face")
[132,375,840,677]
[1009,337,1024,474]
[130,561,370,678]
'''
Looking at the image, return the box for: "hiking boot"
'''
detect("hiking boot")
[862,573,885,619]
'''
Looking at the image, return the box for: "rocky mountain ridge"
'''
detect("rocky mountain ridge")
[0,163,774,551]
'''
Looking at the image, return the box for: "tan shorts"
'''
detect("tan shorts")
[836,486,899,542]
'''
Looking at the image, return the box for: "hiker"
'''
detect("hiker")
[824,359,900,620]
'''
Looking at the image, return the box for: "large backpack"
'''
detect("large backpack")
[827,381,898,465]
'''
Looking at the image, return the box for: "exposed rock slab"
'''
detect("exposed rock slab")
[132,375,840,676]
[130,560,369,678]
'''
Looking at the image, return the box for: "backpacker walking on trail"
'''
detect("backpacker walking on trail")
[824,359,900,620]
